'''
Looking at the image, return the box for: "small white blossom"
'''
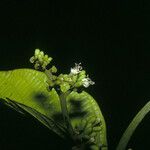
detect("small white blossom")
[70,63,82,75]
[82,76,95,88]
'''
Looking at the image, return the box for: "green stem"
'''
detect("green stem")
[59,91,74,137]
[116,101,150,150]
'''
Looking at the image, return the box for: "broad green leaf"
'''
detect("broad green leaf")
[116,101,150,150]
[0,69,107,149]
[66,91,107,149]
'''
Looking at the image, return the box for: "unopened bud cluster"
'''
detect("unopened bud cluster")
[30,49,52,70]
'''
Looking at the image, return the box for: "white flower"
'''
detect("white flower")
[82,76,95,88]
[70,63,82,75]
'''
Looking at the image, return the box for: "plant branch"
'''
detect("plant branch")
[116,101,150,150]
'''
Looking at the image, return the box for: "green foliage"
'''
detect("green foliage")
[0,48,150,150]
[0,69,107,149]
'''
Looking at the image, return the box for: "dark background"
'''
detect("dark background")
[0,0,150,150]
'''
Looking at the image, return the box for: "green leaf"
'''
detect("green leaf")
[0,69,107,149]
[116,101,150,150]
[66,91,107,149]
[0,69,65,136]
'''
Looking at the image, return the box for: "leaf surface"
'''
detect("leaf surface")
[0,69,107,149]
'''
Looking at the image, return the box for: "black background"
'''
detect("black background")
[0,1,150,150]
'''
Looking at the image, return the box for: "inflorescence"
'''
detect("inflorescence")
[30,49,95,93]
